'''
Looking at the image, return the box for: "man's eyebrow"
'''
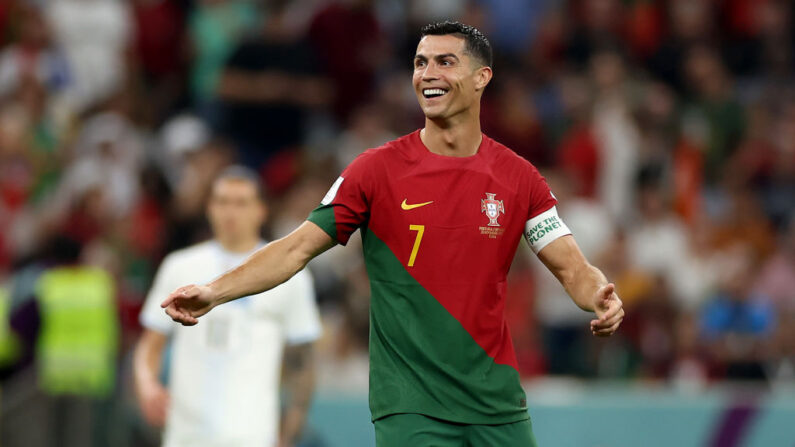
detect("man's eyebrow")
[414,53,461,63]
[434,53,460,61]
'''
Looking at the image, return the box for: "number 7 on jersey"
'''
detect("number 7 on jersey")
[407,225,425,267]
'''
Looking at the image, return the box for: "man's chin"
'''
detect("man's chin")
[421,106,447,120]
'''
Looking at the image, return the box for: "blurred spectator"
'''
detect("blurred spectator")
[681,45,745,183]
[708,189,775,262]
[753,220,795,311]
[757,99,795,227]
[649,0,715,92]
[218,0,331,170]
[334,101,397,170]
[556,73,600,198]
[132,0,186,82]
[626,166,713,310]
[131,0,188,125]
[46,0,132,112]
[565,0,625,67]
[0,5,70,101]
[308,0,387,122]
[720,0,794,77]
[187,0,258,121]
[52,111,145,221]
[477,0,548,57]
[700,244,776,380]
[157,113,211,189]
[482,72,550,166]
[165,136,235,253]
[623,0,665,60]
[0,91,64,265]
[2,235,119,447]
[590,48,640,221]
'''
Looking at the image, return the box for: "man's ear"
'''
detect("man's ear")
[475,66,493,91]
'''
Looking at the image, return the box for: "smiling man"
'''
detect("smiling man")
[161,22,624,446]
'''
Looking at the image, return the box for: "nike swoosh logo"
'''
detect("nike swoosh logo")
[401,199,433,210]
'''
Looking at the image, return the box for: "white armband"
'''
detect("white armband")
[321,176,344,205]
[524,206,571,254]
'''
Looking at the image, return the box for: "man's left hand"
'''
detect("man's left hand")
[590,283,624,337]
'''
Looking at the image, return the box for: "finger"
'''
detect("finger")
[592,320,621,337]
[592,319,622,337]
[165,304,195,325]
[181,316,198,326]
[599,283,615,300]
[592,308,625,330]
[164,305,184,322]
[161,285,197,308]
[176,310,198,326]
[160,292,177,309]
[161,288,187,308]
[595,299,622,323]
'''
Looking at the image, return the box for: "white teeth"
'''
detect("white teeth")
[423,88,447,97]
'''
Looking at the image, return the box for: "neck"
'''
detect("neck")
[421,104,482,157]
[217,236,259,254]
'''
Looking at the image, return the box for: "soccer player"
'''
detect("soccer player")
[135,167,321,447]
[162,22,625,446]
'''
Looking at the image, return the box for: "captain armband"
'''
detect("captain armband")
[523,206,572,254]
[321,176,345,205]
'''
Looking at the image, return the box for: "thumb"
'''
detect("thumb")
[598,283,615,304]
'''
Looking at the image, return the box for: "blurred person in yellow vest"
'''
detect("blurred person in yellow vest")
[33,237,118,398]
[37,235,119,447]
[0,235,119,447]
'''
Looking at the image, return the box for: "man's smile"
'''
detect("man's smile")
[423,88,449,99]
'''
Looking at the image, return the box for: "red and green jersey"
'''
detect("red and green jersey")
[308,130,558,424]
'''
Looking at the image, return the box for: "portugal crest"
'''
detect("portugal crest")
[480,192,505,227]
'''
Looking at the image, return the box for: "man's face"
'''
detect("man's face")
[207,179,265,242]
[412,35,491,120]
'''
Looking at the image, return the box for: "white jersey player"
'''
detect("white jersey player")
[134,166,321,447]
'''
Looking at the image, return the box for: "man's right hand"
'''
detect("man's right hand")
[161,284,216,326]
[137,380,170,428]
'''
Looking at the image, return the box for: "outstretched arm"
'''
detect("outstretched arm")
[537,235,624,336]
[161,221,334,325]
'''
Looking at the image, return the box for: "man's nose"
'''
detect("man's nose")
[421,62,440,81]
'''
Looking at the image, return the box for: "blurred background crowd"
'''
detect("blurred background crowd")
[0,0,793,445]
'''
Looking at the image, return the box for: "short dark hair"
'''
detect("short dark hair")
[420,21,493,67]
[214,165,266,200]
